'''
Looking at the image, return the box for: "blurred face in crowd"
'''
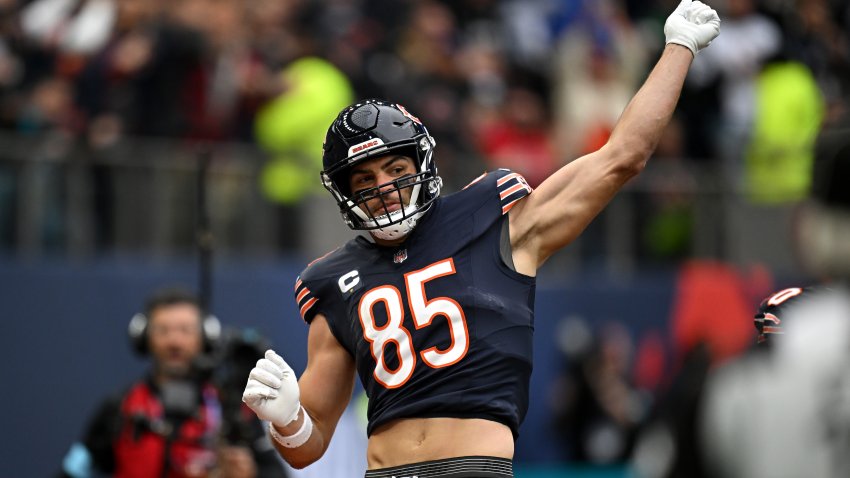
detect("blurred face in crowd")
[148,302,203,379]
[349,155,418,218]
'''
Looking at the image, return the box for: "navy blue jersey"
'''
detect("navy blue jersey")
[294,169,535,437]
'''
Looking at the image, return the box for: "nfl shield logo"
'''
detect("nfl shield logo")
[394,249,408,264]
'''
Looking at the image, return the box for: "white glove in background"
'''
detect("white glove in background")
[242,349,302,426]
[664,0,721,56]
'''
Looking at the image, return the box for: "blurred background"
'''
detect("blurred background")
[0,0,847,476]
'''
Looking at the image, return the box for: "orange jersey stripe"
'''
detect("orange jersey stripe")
[499,183,526,200]
[501,196,525,214]
[296,287,310,303]
[299,297,318,319]
[294,279,302,292]
[497,173,521,187]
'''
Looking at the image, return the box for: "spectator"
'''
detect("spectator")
[253,56,354,255]
[552,0,650,162]
[743,59,823,204]
[687,0,782,180]
[475,83,557,188]
[780,0,850,123]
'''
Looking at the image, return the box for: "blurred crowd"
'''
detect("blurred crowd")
[548,257,771,467]
[0,0,848,258]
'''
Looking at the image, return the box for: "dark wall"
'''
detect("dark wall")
[0,258,674,476]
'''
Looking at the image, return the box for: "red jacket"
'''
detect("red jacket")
[113,380,220,478]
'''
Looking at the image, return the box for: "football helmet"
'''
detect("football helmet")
[321,99,442,241]
[754,286,822,345]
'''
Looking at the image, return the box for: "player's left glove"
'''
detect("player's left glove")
[664,0,721,56]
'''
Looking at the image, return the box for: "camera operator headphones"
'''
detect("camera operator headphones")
[128,288,222,356]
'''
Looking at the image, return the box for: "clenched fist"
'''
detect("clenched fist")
[242,349,301,426]
[665,0,721,56]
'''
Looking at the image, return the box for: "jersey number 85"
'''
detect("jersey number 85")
[358,258,469,389]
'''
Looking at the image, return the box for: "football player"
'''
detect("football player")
[753,286,824,346]
[243,1,721,476]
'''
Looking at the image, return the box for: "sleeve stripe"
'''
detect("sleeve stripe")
[502,196,525,214]
[497,171,532,214]
[299,298,318,319]
[496,173,522,187]
[294,276,318,322]
[499,183,527,200]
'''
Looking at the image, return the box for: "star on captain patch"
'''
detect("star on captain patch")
[394,249,408,264]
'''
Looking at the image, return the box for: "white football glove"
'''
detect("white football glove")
[664,0,721,56]
[242,349,301,426]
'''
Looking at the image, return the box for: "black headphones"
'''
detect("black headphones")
[127,288,222,356]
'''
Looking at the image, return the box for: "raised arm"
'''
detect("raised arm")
[509,0,720,275]
[243,314,356,469]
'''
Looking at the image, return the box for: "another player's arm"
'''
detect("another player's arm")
[509,1,719,275]
[272,314,356,468]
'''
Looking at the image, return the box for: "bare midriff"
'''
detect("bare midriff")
[366,417,514,469]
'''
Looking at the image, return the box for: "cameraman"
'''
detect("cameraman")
[59,287,286,478]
